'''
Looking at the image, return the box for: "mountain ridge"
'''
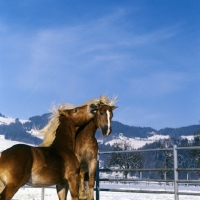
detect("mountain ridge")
[0,112,200,145]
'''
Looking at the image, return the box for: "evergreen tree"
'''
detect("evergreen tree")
[106,137,143,178]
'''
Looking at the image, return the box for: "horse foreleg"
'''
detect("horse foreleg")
[87,160,97,200]
[79,169,87,200]
[68,174,79,200]
[56,182,69,200]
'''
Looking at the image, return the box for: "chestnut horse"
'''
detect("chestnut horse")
[0,102,99,200]
[47,95,118,200]
[76,95,118,200]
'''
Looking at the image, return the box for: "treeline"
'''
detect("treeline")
[0,113,51,145]
[0,119,42,145]
[139,137,197,180]
[110,121,156,138]
[0,114,48,145]
[107,121,200,139]
[101,135,200,180]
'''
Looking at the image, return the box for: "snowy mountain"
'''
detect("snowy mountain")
[0,112,200,151]
[0,115,29,125]
[0,134,35,152]
[105,132,170,149]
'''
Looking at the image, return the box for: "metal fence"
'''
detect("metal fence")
[18,145,200,200]
[95,145,200,200]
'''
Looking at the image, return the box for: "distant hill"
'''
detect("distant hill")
[157,125,200,137]
[100,121,200,140]
[111,121,156,138]
[0,112,200,145]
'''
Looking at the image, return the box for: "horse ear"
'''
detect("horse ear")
[111,106,118,110]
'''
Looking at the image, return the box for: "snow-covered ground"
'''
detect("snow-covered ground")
[12,183,200,200]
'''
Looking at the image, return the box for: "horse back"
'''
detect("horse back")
[0,144,33,166]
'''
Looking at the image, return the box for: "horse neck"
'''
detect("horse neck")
[52,117,76,151]
[77,119,97,139]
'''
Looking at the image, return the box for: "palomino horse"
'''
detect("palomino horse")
[76,95,118,200]
[0,102,99,200]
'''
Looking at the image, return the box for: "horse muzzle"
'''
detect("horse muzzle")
[101,125,112,136]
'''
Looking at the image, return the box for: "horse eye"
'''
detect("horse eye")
[74,108,78,113]
[100,111,104,115]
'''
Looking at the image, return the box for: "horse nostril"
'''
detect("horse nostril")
[90,104,99,110]
[90,104,99,114]
[102,125,108,135]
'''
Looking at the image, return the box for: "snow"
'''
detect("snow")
[0,116,29,125]
[106,133,170,149]
[147,134,169,141]
[0,117,198,199]
[2,136,199,200]
[105,133,195,150]
[0,116,15,125]
[0,135,34,152]
[26,129,44,140]
[181,135,194,141]
[12,183,200,200]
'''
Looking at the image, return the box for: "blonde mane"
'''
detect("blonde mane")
[38,95,118,147]
[99,95,118,106]
[39,99,99,147]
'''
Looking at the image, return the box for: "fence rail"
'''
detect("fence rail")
[95,145,200,200]
[18,145,200,200]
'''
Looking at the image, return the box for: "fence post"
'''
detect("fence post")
[139,172,142,189]
[41,187,44,200]
[95,153,100,200]
[164,172,166,190]
[173,145,179,200]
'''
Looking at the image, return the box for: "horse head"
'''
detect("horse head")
[39,101,99,147]
[58,103,99,126]
[94,95,118,136]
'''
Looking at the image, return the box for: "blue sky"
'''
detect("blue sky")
[0,0,199,130]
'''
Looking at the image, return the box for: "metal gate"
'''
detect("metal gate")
[95,145,200,200]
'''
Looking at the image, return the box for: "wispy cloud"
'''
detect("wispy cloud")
[0,8,188,101]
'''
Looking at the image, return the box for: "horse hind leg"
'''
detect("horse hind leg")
[87,176,95,200]
[79,169,87,200]
[0,174,31,200]
[0,180,5,193]
[0,183,21,200]
[87,160,97,200]
[56,182,69,200]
